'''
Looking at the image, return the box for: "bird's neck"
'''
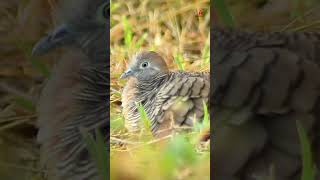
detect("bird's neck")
[137,73,168,95]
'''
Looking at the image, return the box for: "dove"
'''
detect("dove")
[32,0,109,179]
[121,51,210,137]
[212,27,320,179]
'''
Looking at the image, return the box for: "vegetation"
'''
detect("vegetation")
[0,0,319,179]
[110,0,210,179]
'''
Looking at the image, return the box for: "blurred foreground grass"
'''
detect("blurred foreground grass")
[0,0,319,179]
[214,1,319,180]
[110,0,210,179]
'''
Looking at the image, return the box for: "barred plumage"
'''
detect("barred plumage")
[34,0,109,179]
[212,27,320,179]
[121,51,209,136]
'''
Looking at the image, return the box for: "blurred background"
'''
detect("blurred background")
[110,0,210,180]
[214,0,320,31]
[0,0,55,179]
[0,0,319,179]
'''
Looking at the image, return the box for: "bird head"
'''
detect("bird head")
[32,0,109,60]
[120,51,169,81]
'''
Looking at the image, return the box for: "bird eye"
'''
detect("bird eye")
[141,62,149,68]
[96,2,109,23]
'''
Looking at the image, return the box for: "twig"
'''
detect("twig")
[110,137,140,145]
[0,119,31,131]
[0,115,36,123]
[127,134,173,151]
[280,6,320,32]
[0,82,34,103]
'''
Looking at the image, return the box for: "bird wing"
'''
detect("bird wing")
[212,28,320,178]
[150,72,209,133]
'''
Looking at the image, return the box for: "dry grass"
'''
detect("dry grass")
[0,0,53,179]
[0,0,319,179]
[110,0,210,179]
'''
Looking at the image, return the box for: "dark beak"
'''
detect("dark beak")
[120,68,133,79]
[32,24,76,56]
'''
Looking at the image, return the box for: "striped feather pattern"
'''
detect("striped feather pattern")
[36,0,109,179]
[38,57,108,180]
[122,52,209,136]
[212,28,320,179]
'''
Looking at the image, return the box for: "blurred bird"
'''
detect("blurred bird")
[212,27,320,179]
[32,0,109,179]
[121,51,209,137]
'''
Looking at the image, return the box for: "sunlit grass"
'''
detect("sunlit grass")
[0,0,319,179]
[110,0,210,179]
[137,102,151,132]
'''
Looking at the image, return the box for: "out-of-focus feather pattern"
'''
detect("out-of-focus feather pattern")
[212,27,320,179]
[36,0,109,179]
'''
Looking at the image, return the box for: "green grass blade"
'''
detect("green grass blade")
[202,101,209,127]
[174,52,185,71]
[14,97,35,112]
[213,0,235,27]
[135,33,148,49]
[110,0,120,14]
[95,129,109,180]
[201,34,210,66]
[292,0,301,18]
[296,120,317,180]
[137,102,151,131]
[122,16,133,49]
[80,129,108,180]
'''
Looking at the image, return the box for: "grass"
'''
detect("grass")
[81,129,109,180]
[136,102,151,132]
[110,0,210,179]
[0,1,52,179]
[213,0,235,27]
[0,0,319,180]
[297,120,317,180]
[214,1,319,180]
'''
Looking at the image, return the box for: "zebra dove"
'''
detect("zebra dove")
[212,27,320,179]
[121,51,210,136]
[33,0,109,179]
